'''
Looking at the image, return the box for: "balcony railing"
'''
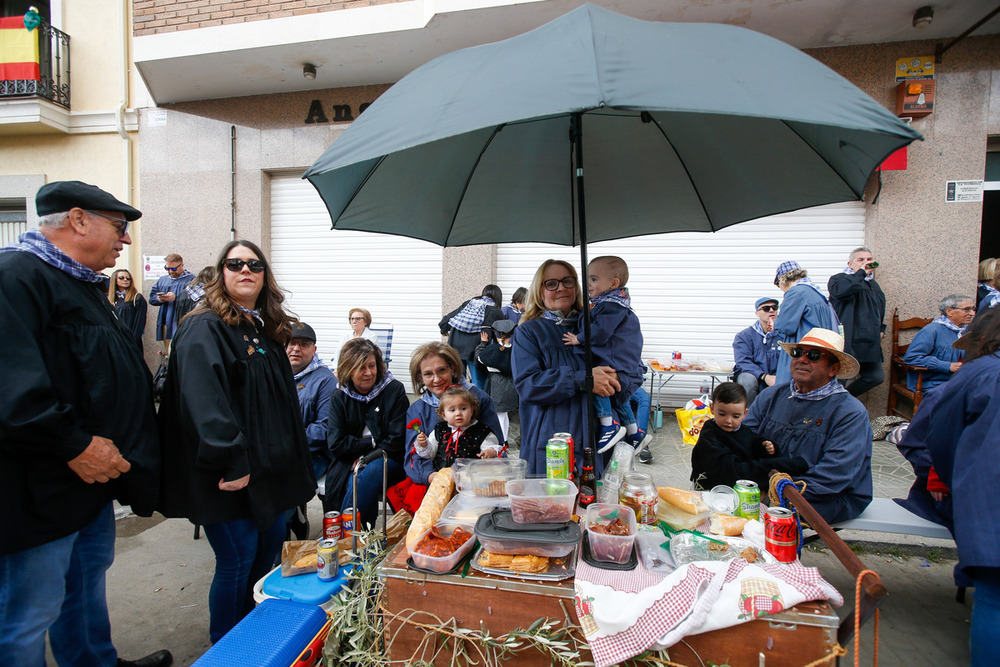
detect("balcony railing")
[0,20,71,108]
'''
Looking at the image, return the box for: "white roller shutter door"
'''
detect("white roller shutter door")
[270,173,444,392]
[496,202,866,407]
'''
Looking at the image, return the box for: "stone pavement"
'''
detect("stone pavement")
[98,415,970,666]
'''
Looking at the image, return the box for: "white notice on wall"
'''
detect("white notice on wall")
[147,108,167,127]
[144,255,166,281]
[945,180,983,203]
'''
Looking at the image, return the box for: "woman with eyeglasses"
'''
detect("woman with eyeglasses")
[158,240,314,643]
[439,285,505,390]
[511,260,621,477]
[402,342,504,495]
[323,338,408,528]
[332,307,379,373]
[108,269,147,351]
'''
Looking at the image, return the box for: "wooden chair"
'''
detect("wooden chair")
[886,308,933,418]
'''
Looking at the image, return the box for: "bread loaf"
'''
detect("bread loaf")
[656,486,709,515]
[708,513,749,537]
[406,468,455,553]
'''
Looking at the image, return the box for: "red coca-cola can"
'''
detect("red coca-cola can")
[323,511,342,541]
[764,507,798,563]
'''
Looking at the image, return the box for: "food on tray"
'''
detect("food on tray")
[476,480,508,498]
[478,551,553,574]
[739,546,759,563]
[589,518,632,536]
[413,525,473,557]
[709,513,749,537]
[406,468,455,552]
[657,487,709,515]
[481,552,515,568]
[707,540,731,553]
[511,554,550,573]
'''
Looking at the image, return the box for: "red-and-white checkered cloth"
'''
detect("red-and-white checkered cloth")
[574,557,842,667]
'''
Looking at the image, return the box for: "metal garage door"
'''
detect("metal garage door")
[496,201,866,407]
[270,173,444,392]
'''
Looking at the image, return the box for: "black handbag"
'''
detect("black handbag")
[152,362,168,400]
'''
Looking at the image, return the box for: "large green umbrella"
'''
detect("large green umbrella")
[303,3,920,450]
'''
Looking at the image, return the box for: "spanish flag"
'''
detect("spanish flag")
[1,16,40,81]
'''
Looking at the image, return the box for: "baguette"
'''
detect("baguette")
[406,468,455,553]
[708,513,749,537]
[656,486,709,515]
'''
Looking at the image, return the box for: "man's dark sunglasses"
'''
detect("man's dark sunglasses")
[223,258,267,273]
[788,347,828,362]
[758,305,777,313]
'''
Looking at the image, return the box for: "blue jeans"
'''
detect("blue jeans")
[203,512,289,643]
[594,394,637,426]
[468,361,488,392]
[971,568,1000,666]
[340,457,405,531]
[630,386,651,434]
[0,502,117,667]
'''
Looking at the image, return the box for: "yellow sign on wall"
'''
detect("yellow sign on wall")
[896,57,935,82]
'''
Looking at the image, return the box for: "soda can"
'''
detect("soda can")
[672,350,682,360]
[317,538,339,580]
[552,432,575,480]
[341,507,356,537]
[546,438,570,480]
[764,507,798,563]
[734,480,760,521]
[323,511,342,541]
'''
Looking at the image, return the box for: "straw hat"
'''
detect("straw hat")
[778,328,860,379]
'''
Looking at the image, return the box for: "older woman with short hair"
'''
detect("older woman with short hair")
[512,260,621,477]
[903,294,975,391]
[325,337,408,529]
[772,260,840,386]
[334,307,379,372]
[159,239,314,642]
[404,342,503,486]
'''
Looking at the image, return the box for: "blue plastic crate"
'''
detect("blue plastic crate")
[193,598,328,667]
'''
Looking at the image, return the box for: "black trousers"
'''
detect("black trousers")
[846,360,885,397]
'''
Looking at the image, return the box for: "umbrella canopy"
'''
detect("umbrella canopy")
[304,4,921,246]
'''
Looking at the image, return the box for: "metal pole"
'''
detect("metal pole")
[571,112,597,463]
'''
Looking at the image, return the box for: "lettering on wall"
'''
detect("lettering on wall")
[304,100,374,124]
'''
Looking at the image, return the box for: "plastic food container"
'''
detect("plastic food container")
[474,509,581,557]
[408,523,477,574]
[584,503,637,564]
[636,528,677,575]
[460,459,529,497]
[657,498,710,531]
[506,478,578,523]
[440,494,510,528]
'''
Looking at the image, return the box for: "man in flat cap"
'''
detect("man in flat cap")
[732,297,782,407]
[0,182,171,666]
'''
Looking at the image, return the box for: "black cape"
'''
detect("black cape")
[0,251,159,555]
[690,419,806,491]
[113,293,147,350]
[828,272,886,363]
[158,311,314,529]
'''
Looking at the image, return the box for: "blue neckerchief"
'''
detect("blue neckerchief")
[933,314,965,334]
[116,290,126,300]
[591,287,632,311]
[542,309,579,327]
[185,281,206,302]
[419,378,475,408]
[236,304,264,327]
[340,370,396,402]
[293,353,328,382]
[843,266,874,282]
[790,378,847,401]
[449,296,496,334]
[4,229,110,288]
[795,276,826,298]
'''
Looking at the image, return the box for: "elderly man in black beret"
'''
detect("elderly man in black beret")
[0,182,171,666]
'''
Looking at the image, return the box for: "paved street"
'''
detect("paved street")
[100,416,969,666]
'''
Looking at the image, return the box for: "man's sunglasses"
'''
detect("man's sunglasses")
[542,277,577,291]
[758,305,777,313]
[223,258,267,273]
[788,347,829,362]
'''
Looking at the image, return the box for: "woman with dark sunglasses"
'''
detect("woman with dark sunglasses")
[158,240,314,643]
[108,268,147,351]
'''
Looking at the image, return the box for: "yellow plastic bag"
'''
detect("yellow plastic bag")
[675,397,713,446]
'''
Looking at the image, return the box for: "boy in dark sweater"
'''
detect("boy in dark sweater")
[690,382,807,491]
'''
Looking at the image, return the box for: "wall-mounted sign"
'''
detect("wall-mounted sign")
[144,255,166,280]
[945,180,984,203]
[896,57,935,82]
[304,100,374,124]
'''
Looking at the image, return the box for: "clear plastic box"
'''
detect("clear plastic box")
[474,509,580,557]
[656,498,710,531]
[459,459,529,497]
[407,523,477,574]
[584,503,637,564]
[506,478,577,523]
[439,494,510,528]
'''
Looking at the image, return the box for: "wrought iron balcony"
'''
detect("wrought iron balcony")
[0,20,70,108]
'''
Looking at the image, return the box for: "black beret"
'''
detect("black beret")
[291,323,317,342]
[36,181,142,221]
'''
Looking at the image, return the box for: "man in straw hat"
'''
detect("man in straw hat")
[743,327,873,523]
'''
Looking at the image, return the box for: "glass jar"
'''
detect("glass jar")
[618,471,658,524]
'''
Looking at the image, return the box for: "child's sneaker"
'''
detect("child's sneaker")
[625,428,646,449]
[596,423,626,453]
[637,446,653,464]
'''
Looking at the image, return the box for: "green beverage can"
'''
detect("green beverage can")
[734,480,760,521]
[546,438,570,480]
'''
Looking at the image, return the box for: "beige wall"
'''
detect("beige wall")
[808,34,999,413]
